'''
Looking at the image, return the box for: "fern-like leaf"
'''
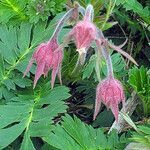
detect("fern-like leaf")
[0,85,70,149]
[43,115,126,150]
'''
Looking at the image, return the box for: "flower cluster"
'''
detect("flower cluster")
[24,3,137,121]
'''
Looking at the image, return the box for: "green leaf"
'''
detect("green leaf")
[0,54,5,79]
[129,125,150,148]
[93,109,114,127]
[20,132,36,150]
[82,55,96,79]
[0,0,66,24]
[0,119,27,149]
[128,66,150,115]
[116,0,150,24]
[0,0,27,24]
[43,115,124,150]
[0,85,70,149]
[27,0,66,23]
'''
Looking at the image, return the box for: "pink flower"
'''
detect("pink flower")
[23,38,63,89]
[68,16,97,55]
[93,77,125,122]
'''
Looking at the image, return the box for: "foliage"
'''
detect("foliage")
[114,0,150,56]
[125,125,150,150]
[43,115,127,150]
[82,53,126,80]
[27,0,66,23]
[0,0,66,24]
[116,0,150,24]
[62,48,81,83]
[0,85,70,149]
[128,66,150,116]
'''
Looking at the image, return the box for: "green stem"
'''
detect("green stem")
[101,0,116,30]
[25,94,41,132]
[5,0,27,20]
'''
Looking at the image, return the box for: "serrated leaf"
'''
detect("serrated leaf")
[0,54,5,79]
[43,115,124,150]
[2,78,16,90]
[128,66,150,115]
[20,132,36,150]
[0,119,27,149]
[0,85,70,149]
[129,125,150,149]
[12,75,32,88]
[116,0,150,24]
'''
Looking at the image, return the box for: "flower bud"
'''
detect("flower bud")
[94,77,125,122]
[70,20,97,53]
[23,38,63,89]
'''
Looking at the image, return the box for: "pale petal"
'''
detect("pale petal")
[58,65,62,85]
[33,61,45,88]
[51,68,58,89]
[93,98,101,120]
[23,57,34,78]
[111,102,119,122]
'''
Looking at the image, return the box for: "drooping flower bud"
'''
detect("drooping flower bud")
[94,76,125,122]
[23,38,63,89]
[71,20,96,49]
[67,4,97,65]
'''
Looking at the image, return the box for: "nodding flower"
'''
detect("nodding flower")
[23,38,63,89]
[67,4,97,65]
[94,76,125,122]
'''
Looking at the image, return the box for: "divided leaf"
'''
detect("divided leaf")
[128,66,150,115]
[127,125,150,149]
[0,0,66,24]
[0,85,71,149]
[116,0,150,24]
[43,115,126,150]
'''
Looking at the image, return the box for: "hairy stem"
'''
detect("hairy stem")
[52,8,77,39]
[84,4,94,22]
[101,0,116,30]
[102,47,114,77]
[51,3,86,43]
[95,47,101,82]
